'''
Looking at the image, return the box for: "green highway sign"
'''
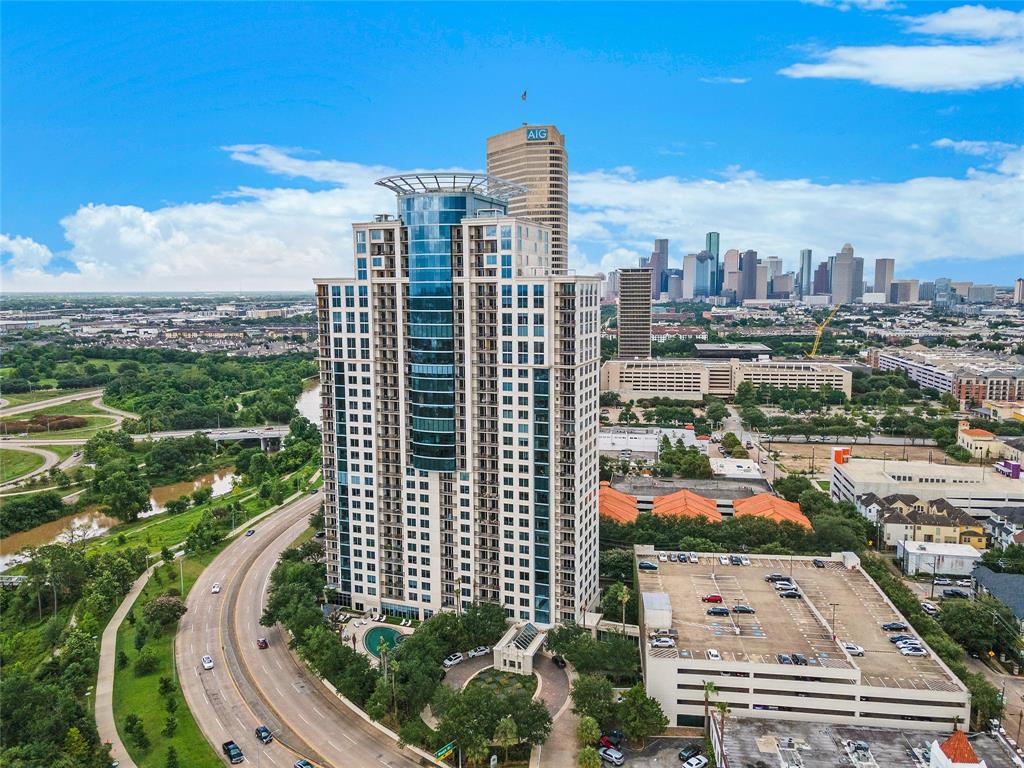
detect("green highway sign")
[435,740,456,760]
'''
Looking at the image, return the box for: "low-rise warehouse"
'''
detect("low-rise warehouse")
[635,546,970,731]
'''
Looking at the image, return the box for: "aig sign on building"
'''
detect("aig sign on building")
[526,128,548,141]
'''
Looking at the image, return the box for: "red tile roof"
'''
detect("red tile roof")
[599,481,638,524]
[732,493,812,530]
[939,730,981,764]
[961,428,995,438]
[652,489,722,522]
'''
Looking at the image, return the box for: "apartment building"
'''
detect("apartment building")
[600,358,853,400]
[314,173,601,626]
[617,268,653,359]
[869,346,1024,403]
[486,125,569,272]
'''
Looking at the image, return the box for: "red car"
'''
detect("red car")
[701,594,723,603]
[257,637,269,649]
[599,736,617,750]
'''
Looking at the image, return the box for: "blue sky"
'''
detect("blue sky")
[2,1,1022,291]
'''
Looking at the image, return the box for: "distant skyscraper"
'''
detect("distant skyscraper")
[933,277,955,309]
[829,244,862,304]
[873,258,895,298]
[722,249,741,294]
[765,256,783,282]
[1014,278,1024,305]
[315,172,600,624]
[683,250,716,299]
[705,232,720,294]
[919,281,935,302]
[771,272,795,298]
[798,249,813,297]
[618,268,653,359]
[967,284,996,304]
[755,263,769,300]
[486,124,568,272]
[812,261,830,295]
[605,269,621,300]
[738,250,759,302]
[644,238,669,299]
[889,279,920,304]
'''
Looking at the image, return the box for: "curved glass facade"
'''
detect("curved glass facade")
[401,191,504,472]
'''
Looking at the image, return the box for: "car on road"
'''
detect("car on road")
[779,590,802,599]
[706,607,730,617]
[682,757,709,768]
[732,605,755,614]
[245,529,256,537]
[812,559,826,568]
[255,725,273,744]
[638,560,658,570]
[201,654,214,670]
[933,577,953,586]
[900,647,928,657]
[443,652,464,669]
[210,582,221,594]
[257,637,269,650]
[956,578,972,587]
[294,761,317,768]
[942,588,970,599]
[309,487,318,494]
[701,594,723,603]
[598,746,625,766]
[222,741,244,764]
[706,648,721,660]
[468,645,490,658]
[551,655,567,669]
[651,637,676,648]
[842,642,865,656]
[678,745,702,762]
[881,621,908,631]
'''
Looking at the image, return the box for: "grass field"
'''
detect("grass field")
[0,448,46,483]
[466,668,538,698]
[11,415,119,441]
[3,400,108,420]
[0,388,94,408]
[112,551,224,768]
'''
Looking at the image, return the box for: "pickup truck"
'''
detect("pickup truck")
[222,741,244,764]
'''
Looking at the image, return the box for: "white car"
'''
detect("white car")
[201,654,214,670]
[658,553,668,562]
[683,757,710,768]
[651,637,675,648]
[774,581,797,591]
[211,582,221,594]
[706,648,721,661]
[718,556,729,565]
[900,647,928,657]
[842,642,865,657]
[443,653,464,669]
[956,579,972,587]
[688,552,699,563]
[468,645,490,658]
[597,747,624,766]
[933,577,952,586]
[740,556,751,566]
[920,601,938,615]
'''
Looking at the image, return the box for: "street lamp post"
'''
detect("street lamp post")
[829,603,839,642]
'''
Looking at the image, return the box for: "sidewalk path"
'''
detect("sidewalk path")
[96,562,159,768]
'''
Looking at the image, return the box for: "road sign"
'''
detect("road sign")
[435,741,456,760]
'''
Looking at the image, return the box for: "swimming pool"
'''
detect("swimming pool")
[363,625,402,658]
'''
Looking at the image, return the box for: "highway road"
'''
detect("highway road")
[177,492,424,768]
[0,426,289,446]
[0,388,104,417]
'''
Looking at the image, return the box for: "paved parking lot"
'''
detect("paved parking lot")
[621,736,706,767]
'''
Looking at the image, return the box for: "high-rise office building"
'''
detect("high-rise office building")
[705,232,720,293]
[643,238,669,299]
[738,250,759,303]
[812,261,830,296]
[618,268,653,359]
[1014,278,1024,306]
[967,284,996,304]
[765,256,783,282]
[682,250,716,299]
[770,272,795,298]
[605,269,621,300]
[798,249,813,297]
[755,263,769,300]
[933,277,956,310]
[919,281,935,302]
[829,244,863,304]
[722,249,741,294]
[889,279,920,304]
[873,258,895,299]
[315,173,600,625]
[487,125,569,272]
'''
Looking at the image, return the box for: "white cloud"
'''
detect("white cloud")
[4,144,1022,291]
[698,76,751,85]
[802,0,903,11]
[781,4,1024,91]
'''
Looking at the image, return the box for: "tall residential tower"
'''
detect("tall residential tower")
[315,173,601,626]
[617,268,653,358]
[486,125,569,272]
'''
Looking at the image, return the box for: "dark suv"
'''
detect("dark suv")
[222,741,244,765]
[791,653,809,666]
[255,725,273,744]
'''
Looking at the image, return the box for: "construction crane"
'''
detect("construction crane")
[808,304,842,358]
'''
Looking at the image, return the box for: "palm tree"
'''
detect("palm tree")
[617,584,631,634]
[702,680,718,738]
[715,700,731,759]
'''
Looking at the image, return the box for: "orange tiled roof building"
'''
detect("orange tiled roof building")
[732,493,813,530]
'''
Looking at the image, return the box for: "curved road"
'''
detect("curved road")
[177,493,424,768]
[0,443,84,490]
[0,388,105,417]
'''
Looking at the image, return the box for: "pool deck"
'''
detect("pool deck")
[340,615,414,667]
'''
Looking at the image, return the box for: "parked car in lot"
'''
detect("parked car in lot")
[706,607,730,617]
[777,654,794,665]
[201,655,214,670]
[955,578,972,588]
[601,730,624,747]
[701,594,723,603]
[211,582,221,594]
[933,577,952,586]
[739,556,751,566]
[842,642,865,656]
[942,588,970,599]
[791,653,808,666]
[729,554,742,565]
[222,741,244,764]
[658,553,668,562]
[779,590,802,599]
[468,645,490,658]
[638,560,658,570]
[651,637,676,648]
[881,621,908,631]
[598,746,625,766]
[719,556,730,565]
[732,605,755,614]
[889,634,915,644]
[812,559,826,568]
[688,552,699,563]
[255,725,273,744]
[443,653,464,669]
[682,757,709,768]
[707,649,721,661]
[678,745,702,762]
[669,552,679,562]
[900,647,928,657]
[765,573,787,582]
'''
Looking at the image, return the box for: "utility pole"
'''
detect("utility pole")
[829,603,839,641]
[179,557,184,595]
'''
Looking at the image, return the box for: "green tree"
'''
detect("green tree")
[134,647,159,676]
[938,597,1019,658]
[570,675,616,726]
[576,714,601,747]
[62,726,90,763]
[165,746,180,768]
[619,683,668,748]
[702,681,717,737]
[164,497,190,515]
[603,583,632,633]
[578,746,602,768]
[493,714,519,763]
[142,595,187,630]
[117,650,129,669]
[158,676,176,696]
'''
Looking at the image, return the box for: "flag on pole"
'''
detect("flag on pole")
[521,90,527,101]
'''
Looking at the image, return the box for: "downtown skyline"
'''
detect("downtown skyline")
[2,2,1023,292]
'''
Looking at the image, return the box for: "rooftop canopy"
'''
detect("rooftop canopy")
[375,173,527,200]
